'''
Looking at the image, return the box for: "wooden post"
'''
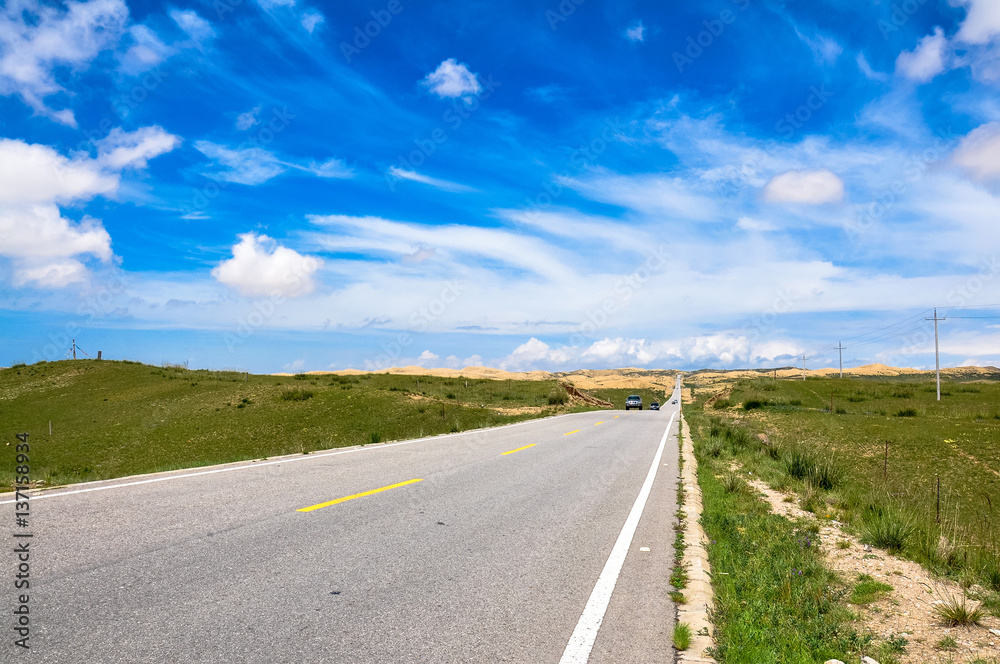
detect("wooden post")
[936,475,941,524]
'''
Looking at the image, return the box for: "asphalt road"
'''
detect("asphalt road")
[5,388,682,663]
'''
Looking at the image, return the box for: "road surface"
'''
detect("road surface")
[5,388,682,663]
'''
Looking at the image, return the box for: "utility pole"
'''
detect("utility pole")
[801,354,807,381]
[835,342,846,378]
[925,308,947,401]
[72,339,76,360]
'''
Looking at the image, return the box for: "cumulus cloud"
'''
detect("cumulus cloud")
[896,27,949,82]
[422,58,481,98]
[211,233,322,298]
[493,334,795,372]
[0,0,129,126]
[954,0,1000,44]
[625,21,645,43]
[0,128,177,288]
[953,122,1000,183]
[416,350,439,367]
[499,338,574,371]
[763,169,845,204]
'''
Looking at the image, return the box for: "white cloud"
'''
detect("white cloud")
[211,233,322,298]
[96,126,180,170]
[11,260,90,288]
[954,0,1000,44]
[625,21,645,43]
[0,139,116,205]
[952,122,1000,183]
[422,58,481,98]
[0,206,111,262]
[120,24,174,75]
[499,338,574,371]
[764,170,845,205]
[170,9,215,43]
[308,214,577,283]
[795,28,843,65]
[0,129,177,288]
[0,0,129,126]
[194,142,286,185]
[195,142,352,185]
[857,52,889,82]
[896,27,949,82]
[558,172,719,219]
[235,106,262,130]
[416,350,439,367]
[387,167,476,192]
[301,10,324,33]
[737,216,778,232]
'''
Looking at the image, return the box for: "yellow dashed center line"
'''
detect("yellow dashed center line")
[297,478,423,512]
[564,430,581,436]
[594,421,604,426]
[502,443,537,456]
[613,415,620,419]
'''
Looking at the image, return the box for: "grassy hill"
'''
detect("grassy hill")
[0,360,601,491]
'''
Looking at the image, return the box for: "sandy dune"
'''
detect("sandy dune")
[274,363,999,389]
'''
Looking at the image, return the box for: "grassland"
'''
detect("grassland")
[0,360,604,490]
[685,373,1000,662]
[700,376,1000,565]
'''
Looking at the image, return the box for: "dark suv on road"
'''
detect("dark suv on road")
[625,395,642,410]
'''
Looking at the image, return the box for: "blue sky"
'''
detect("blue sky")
[2,0,1000,373]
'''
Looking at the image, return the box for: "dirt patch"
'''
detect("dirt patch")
[740,468,1000,663]
[560,382,614,408]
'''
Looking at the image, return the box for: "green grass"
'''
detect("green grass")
[933,593,984,626]
[673,622,692,651]
[689,374,1000,591]
[850,574,893,604]
[690,413,858,663]
[0,360,603,490]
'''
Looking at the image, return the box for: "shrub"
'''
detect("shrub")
[702,438,724,458]
[293,373,308,380]
[547,388,569,405]
[712,398,733,409]
[446,393,456,399]
[743,399,768,410]
[860,509,915,553]
[721,471,747,494]
[789,399,803,406]
[368,432,382,445]
[933,594,983,626]
[895,408,918,417]
[784,449,814,481]
[280,388,314,401]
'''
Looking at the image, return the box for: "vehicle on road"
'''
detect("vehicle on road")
[649,402,660,410]
[672,399,678,404]
[625,395,642,410]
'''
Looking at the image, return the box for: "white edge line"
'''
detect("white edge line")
[558,410,677,664]
[0,412,581,504]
